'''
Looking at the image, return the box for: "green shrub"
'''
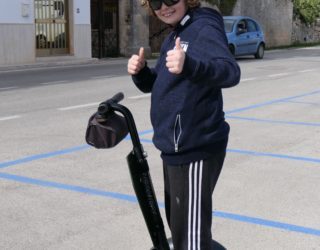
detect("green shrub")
[293,0,320,24]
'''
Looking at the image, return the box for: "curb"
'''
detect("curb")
[0,57,100,72]
[0,56,135,72]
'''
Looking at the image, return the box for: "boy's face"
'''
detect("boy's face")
[154,0,187,26]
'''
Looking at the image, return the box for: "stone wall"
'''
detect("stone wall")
[292,18,320,44]
[232,0,294,47]
[121,0,150,56]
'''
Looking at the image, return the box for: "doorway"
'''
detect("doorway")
[35,0,69,56]
[91,0,119,58]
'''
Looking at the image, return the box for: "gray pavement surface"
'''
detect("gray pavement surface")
[0,47,320,250]
[0,56,95,71]
[0,56,128,73]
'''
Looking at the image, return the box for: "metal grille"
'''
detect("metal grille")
[102,2,118,57]
[35,0,68,56]
[91,0,119,58]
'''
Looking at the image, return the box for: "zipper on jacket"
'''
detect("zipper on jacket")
[174,114,182,152]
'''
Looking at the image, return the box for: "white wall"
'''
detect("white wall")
[0,0,90,25]
[71,0,91,58]
[0,0,34,24]
[0,0,92,64]
[0,0,35,65]
[0,24,35,65]
[73,0,90,24]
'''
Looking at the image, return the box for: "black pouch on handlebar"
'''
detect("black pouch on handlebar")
[85,112,128,149]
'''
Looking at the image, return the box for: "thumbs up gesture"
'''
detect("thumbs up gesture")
[166,37,185,74]
[128,47,146,75]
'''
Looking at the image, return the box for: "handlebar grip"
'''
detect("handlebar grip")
[98,92,125,116]
[110,92,124,103]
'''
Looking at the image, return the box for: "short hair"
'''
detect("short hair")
[187,0,201,8]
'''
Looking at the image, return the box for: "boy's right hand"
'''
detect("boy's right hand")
[127,47,145,75]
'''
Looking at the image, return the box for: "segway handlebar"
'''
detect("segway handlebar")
[109,92,124,103]
[98,92,124,115]
[89,93,171,249]
[97,92,146,162]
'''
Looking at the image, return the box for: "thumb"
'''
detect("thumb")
[175,37,182,50]
[139,47,145,60]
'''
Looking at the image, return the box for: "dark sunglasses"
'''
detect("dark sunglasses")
[148,0,180,11]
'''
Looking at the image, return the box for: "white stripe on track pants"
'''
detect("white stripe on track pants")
[163,151,226,250]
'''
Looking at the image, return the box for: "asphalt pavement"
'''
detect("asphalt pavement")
[0,55,127,73]
[0,47,320,250]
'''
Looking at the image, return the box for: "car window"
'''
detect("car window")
[223,19,235,33]
[237,20,247,33]
[247,20,258,32]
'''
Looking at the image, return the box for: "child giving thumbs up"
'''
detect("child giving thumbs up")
[166,37,186,74]
[127,47,146,75]
[127,1,240,248]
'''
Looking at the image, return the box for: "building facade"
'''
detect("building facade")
[0,0,318,66]
[0,0,91,65]
[0,0,150,66]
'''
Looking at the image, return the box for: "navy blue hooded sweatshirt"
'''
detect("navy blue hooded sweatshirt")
[132,7,241,165]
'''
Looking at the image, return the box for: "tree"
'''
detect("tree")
[293,0,320,24]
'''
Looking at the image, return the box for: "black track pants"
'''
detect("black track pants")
[163,151,226,250]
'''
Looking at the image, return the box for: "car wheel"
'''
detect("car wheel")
[228,44,235,56]
[255,44,264,59]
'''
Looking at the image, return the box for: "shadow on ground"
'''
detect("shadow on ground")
[212,239,227,249]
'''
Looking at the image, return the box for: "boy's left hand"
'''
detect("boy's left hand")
[166,37,185,74]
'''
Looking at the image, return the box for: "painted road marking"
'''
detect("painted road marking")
[57,94,151,111]
[240,78,257,82]
[298,69,316,73]
[58,102,99,111]
[0,172,319,237]
[226,89,320,114]
[227,115,320,127]
[268,73,291,78]
[1,140,320,170]
[128,93,151,99]
[0,86,18,91]
[90,75,117,79]
[41,80,68,85]
[0,145,89,169]
[0,115,21,121]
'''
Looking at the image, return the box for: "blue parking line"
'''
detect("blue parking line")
[226,90,320,114]
[213,211,320,236]
[0,172,319,237]
[0,145,89,169]
[124,138,320,164]
[0,172,137,202]
[124,129,154,141]
[228,148,320,164]
[1,140,320,170]
[281,100,320,106]
[2,90,319,170]
[226,115,320,127]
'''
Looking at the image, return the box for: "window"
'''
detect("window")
[247,20,258,32]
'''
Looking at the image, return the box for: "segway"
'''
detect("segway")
[85,92,172,250]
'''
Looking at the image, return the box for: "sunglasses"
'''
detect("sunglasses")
[148,0,180,11]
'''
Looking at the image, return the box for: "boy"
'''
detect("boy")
[128,0,240,249]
